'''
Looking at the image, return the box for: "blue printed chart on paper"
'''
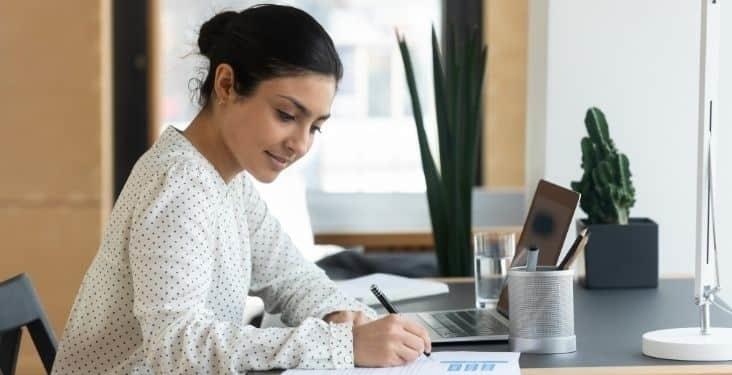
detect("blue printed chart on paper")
[441,360,506,373]
[283,352,521,375]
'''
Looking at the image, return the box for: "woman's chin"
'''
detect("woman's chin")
[249,169,280,184]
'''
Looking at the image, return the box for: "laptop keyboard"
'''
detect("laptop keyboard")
[418,310,508,338]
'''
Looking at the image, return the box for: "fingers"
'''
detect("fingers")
[352,315,430,368]
[393,341,421,364]
[400,328,425,353]
[388,315,428,356]
[401,317,432,353]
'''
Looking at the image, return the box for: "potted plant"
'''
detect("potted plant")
[396,27,487,276]
[571,107,658,288]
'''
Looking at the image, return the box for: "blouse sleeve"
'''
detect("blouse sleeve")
[128,161,358,373]
[244,176,377,324]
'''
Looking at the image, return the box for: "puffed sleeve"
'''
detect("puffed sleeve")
[128,161,361,373]
[244,174,378,344]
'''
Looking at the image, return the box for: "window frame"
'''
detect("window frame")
[113,0,151,198]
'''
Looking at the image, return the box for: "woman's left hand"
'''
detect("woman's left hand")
[324,310,373,326]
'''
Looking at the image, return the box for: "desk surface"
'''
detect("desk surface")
[384,279,732,374]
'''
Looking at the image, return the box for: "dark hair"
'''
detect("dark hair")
[195,4,343,107]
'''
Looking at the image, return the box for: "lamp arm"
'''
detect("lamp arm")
[693,0,724,338]
[711,143,720,297]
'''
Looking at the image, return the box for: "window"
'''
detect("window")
[158,0,441,192]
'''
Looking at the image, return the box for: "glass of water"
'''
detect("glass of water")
[473,232,515,308]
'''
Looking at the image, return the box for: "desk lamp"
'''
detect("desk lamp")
[641,0,732,361]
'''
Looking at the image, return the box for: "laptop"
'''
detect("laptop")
[404,179,579,343]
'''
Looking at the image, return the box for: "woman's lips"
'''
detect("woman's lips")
[265,151,288,169]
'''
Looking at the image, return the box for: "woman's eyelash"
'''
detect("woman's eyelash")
[276,109,321,134]
[276,110,295,121]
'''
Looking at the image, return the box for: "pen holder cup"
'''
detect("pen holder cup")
[508,266,576,354]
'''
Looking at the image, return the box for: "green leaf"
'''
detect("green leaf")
[396,25,487,276]
[397,31,451,271]
[431,26,454,227]
[432,26,452,173]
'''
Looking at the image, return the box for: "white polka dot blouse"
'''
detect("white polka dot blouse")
[52,126,376,374]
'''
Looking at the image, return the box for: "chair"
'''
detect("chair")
[0,274,56,375]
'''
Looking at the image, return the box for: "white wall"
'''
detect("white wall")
[526,0,732,277]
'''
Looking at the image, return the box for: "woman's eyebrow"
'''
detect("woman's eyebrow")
[276,95,330,121]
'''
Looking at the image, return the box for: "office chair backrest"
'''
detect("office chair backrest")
[0,273,56,375]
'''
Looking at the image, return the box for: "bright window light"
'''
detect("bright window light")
[158,0,441,192]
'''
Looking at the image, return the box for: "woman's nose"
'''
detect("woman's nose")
[286,127,310,158]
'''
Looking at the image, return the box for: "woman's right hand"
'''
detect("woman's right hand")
[352,314,432,367]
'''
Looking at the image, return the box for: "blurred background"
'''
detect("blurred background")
[3,0,732,373]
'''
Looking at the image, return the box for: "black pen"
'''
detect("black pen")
[369,284,431,357]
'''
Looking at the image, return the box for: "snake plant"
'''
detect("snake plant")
[397,26,487,276]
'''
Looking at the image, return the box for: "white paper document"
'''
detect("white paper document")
[336,273,449,305]
[284,352,520,375]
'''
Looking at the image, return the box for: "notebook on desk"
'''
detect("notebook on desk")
[336,273,449,305]
[405,179,580,343]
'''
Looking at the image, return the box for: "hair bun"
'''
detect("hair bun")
[198,11,237,56]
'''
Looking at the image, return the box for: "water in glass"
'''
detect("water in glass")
[473,232,515,309]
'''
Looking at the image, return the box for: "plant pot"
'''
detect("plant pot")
[577,218,658,289]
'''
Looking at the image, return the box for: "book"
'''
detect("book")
[336,273,449,305]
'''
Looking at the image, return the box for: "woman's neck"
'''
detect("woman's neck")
[182,110,241,184]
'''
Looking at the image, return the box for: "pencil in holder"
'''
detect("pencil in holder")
[507,266,576,354]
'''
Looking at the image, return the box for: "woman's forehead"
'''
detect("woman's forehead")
[259,75,336,114]
[260,74,336,93]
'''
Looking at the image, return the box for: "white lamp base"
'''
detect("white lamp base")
[642,327,732,361]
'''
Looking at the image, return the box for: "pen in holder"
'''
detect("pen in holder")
[508,266,576,354]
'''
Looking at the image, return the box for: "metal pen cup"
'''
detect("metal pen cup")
[473,232,515,308]
[508,266,576,354]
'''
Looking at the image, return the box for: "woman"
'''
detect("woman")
[53,5,430,374]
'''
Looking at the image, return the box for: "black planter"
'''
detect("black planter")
[578,218,658,289]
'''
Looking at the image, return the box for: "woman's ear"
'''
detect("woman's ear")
[213,63,236,105]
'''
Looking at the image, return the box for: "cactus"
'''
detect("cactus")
[571,107,636,225]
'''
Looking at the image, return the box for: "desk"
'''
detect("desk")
[382,279,732,374]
